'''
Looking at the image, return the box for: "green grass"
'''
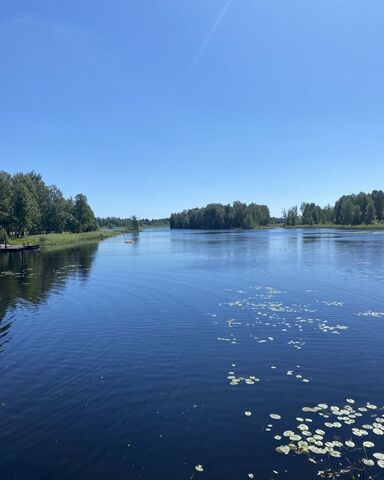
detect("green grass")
[9,229,127,247]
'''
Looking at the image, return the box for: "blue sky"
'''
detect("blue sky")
[1,0,383,218]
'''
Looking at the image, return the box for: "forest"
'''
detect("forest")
[96,216,169,230]
[97,216,139,230]
[0,171,98,237]
[2,170,384,237]
[170,201,270,229]
[284,190,384,226]
[170,191,384,229]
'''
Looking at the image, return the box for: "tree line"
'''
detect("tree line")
[0,171,98,237]
[97,216,139,230]
[283,190,384,226]
[170,190,384,229]
[170,201,270,229]
[140,218,170,228]
[2,170,383,236]
[96,216,168,230]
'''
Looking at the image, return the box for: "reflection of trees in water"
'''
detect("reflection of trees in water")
[0,243,99,349]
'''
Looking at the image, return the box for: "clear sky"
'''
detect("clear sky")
[1,0,383,218]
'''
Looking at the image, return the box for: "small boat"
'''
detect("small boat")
[0,244,40,253]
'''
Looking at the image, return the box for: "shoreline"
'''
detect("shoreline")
[8,229,137,248]
[6,224,384,249]
[170,223,384,231]
[281,223,384,230]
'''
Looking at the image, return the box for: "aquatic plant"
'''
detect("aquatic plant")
[269,399,384,478]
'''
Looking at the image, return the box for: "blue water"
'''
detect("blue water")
[0,228,384,479]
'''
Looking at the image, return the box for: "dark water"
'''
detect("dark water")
[1,229,384,480]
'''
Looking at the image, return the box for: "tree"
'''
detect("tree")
[48,186,67,232]
[0,170,102,237]
[72,194,98,232]
[340,198,353,224]
[301,203,314,225]
[0,171,13,231]
[170,202,270,229]
[322,204,334,224]
[131,215,139,231]
[0,228,8,245]
[365,198,376,224]
[355,192,368,223]
[12,175,40,236]
[284,206,299,226]
[371,190,384,220]
[352,205,362,225]
[232,201,247,229]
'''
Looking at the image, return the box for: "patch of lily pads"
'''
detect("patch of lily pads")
[220,286,349,352]
[269,399,384,477]
[227,368,261,386]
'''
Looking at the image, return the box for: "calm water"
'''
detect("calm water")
[1,228,384,480]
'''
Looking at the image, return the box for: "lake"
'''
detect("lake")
[1,228,384,480]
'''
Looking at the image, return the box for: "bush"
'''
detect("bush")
[0,229,9,245]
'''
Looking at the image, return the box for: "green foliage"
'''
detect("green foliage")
[0,170,99,237]
[0,228,8,245]
[140,218,170,228]
[0,171,12,230]
[371,190,384,220]
[130,215,139,231]
[334,190,384,225]
[283,206,299,226]
[97,216,166,230]
[365,197,376,224]
[97,216,137,229]
[352,205,361,225]
[299,202,334,225]
[72,194,98,233]
[286,190,384,227]
[12,174,40,235]
[170,201,270,229]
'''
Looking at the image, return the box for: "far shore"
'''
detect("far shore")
[281,223,384,230]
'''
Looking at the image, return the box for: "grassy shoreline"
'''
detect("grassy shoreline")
[7,224,384,249]
[9,229,132,248]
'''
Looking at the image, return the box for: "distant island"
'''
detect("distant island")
[170,202,270,229]
[170,190,384,229]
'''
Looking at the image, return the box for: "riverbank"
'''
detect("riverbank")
[8,229,134,248]
[169,224,384,231]
[282,223,384,229]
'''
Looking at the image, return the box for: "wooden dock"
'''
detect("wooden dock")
[0,244,40,253]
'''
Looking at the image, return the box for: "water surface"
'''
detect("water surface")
[1,229,384,479]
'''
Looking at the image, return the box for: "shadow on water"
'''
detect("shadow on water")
[0,243,99,350]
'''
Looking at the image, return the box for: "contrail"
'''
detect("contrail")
[183,0,234,78]
[150,0,234,128]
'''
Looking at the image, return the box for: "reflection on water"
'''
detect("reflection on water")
[0,229,383,480]
[0,243,98,349]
